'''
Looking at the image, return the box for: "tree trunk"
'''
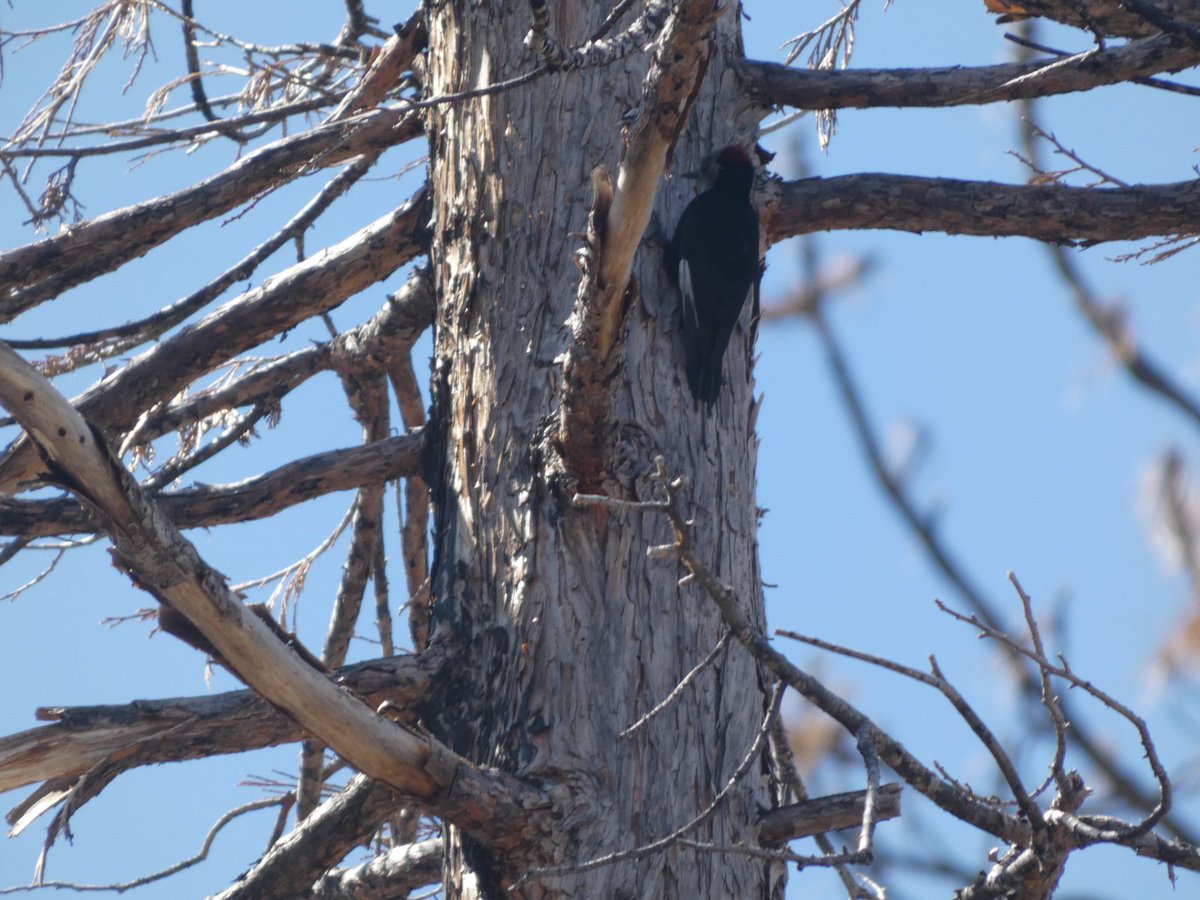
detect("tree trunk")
[422,1,778,896]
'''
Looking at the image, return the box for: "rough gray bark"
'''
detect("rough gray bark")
[422,1,778,895]
[986,0,1200,37]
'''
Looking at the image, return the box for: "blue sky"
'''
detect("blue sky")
[2,2,1198,897]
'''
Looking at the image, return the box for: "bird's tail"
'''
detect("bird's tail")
[688,363,722,408]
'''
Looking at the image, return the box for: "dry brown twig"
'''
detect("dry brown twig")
[937,573,1173,842]
[627,457,1200,887]
[795,287,1200,844]
[514,683,794,886]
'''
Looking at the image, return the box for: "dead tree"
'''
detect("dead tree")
[2,1,1200,897]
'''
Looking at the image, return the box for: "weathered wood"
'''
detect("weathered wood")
[0,653,440,797]
[0,107,421,320]
[764,174,1200,245]
[0,191,430,493]
[757,784,902,845]
[0,430,425,537]
[741,34,1200,110]
[984,0,1200,38]
[0,342,549,853]
[423,0,777,894]
[307,837,444,899]
[211,776,417,900]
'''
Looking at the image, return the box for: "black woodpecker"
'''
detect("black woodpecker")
[666,143,760,407]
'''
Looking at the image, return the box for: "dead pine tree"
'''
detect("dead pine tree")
[420,1,779,894]
[4,1,1200,898]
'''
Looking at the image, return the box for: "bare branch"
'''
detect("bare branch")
[992,0,1200,39]
[620,630,730,738]
[0,345,547,849]
[0,190,431,493]
[0,429,425,538]
[212,775,410,900]
[5,156,374,355]
[141,401,270,491]
[0,797,283,896]
[0,106,420,319]
[2,97,338,161]
[1015,96,1200,432]
[307,837,444,899]
[388,351,431,650]
[757,784,902,846]
[326,12,427,121]
[741,33,1200,110]
[808,302,1198,843]
[179,0,271,143]
[937,579,1173,842]
[0,653,441,799]
[778,628,1042,829]
[137,265,435,443]
[297,358,392,817]
[648,458,1025,844]
[765,173,1200,246]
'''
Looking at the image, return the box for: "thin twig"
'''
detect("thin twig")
[648,457,1022,843]
[777,628,1041,830]
[1009,572,1073,798]
[1,96,336,160]
[937,579,1172,841]
[142,402,269,490]
[0,797,283,894]
[7,157,373,354]
[1015,86,1200,430]
[0,547,65,600]
[854,724,882,856]
[621,631,731,738]
[518,683,786,884]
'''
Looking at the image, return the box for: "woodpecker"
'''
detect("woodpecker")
[666,144,760,407]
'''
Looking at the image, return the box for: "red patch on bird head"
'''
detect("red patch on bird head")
[718,144,752,166]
